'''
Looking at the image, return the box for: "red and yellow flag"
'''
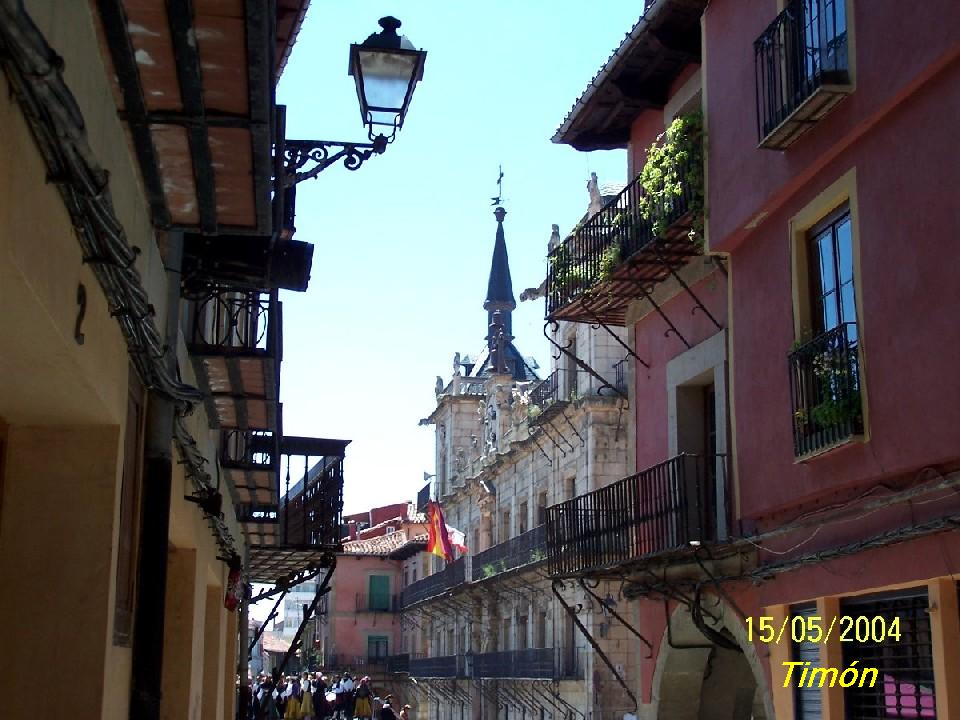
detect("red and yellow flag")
[426,501,455,562]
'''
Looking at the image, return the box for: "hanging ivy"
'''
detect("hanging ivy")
[637,111,705,245]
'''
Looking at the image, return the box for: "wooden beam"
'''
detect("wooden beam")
[166,0,217,234]
[245,0,274,236]
[94,0,171,228]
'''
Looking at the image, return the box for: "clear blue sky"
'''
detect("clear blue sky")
[275,3,635,516]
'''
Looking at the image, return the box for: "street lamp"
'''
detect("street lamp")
[284,16,427,184]
[349,16,427,140]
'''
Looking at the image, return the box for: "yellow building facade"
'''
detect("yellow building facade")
[0,2,324,719]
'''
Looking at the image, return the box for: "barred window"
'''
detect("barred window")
[840,589,935,719]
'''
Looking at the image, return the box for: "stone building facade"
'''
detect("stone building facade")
[398,205,638,719]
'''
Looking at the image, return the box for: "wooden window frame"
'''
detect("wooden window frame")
[113,367,146,646]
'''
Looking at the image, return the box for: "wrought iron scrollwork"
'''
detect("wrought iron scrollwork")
[284,135,388,184]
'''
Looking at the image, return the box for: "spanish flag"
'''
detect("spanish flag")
[426,501,455,562]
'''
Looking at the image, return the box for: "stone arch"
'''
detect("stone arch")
[650,596,774,720]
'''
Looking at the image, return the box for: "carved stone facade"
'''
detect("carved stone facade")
[400,207,636,720]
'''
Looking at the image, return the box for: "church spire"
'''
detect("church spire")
[484,206,516,338]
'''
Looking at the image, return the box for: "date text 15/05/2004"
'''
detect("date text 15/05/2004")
[747,615,901,645]
[782,661,879,689]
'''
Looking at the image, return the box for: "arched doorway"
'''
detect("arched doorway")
[651,597,773,720]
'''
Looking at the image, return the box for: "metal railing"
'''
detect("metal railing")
[788,322,862,457]
[528,369,564,412]
[613,358,628,391]
[188,285,274,353]
[321,654,387,670]
[355,592,400,613]
[283,456,344,547]
[472,525,547,581]
[754,0,849,144]
[220,429,276,470]
[401,557,466,608]
[545,453,730,577]
[386,653,410,673]
[409,654,465,679]
[473,649,556,679]
[546,152,699,316]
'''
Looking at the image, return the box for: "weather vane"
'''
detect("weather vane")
[490,164,504,206]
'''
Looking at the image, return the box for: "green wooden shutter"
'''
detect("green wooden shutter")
[369,575,390,611]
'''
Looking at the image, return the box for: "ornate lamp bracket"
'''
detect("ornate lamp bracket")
[284,134,389,185]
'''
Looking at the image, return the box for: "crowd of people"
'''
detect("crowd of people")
[247,671,412,720]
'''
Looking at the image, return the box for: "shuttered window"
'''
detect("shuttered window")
[368,574,390,611]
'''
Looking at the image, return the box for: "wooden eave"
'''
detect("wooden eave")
[553,0,707,151]
[275,0,311,79]
[93,0,275,236]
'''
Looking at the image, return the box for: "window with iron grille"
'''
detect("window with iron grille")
[792,604,824,719]
[840,589,935,719]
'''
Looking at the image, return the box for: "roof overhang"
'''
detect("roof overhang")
[275,0,311,79]
[94,0,280,236]
[553,0,707,151]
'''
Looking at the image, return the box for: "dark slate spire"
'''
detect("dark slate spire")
[484,206,516,337]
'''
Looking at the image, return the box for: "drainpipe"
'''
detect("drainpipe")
[129,231,183,720]
[238,571,251,717]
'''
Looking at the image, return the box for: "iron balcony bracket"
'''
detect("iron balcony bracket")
[543,321,625,399]
[539,422,568,457]
[530,430,553,465]
[552,579,638,711]
[559,408,585,447]
[247,588,288,658]
[579,579,654,657]
[628,278,692,349]
[275,556,336,676]
[654,246,723,331]
[580,292,651,369]
[545,416,575,453]
[284,135,388,185]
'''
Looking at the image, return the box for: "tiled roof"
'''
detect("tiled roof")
[262,632,291,654]
[344,528,425,556]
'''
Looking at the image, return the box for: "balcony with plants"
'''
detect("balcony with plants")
[546,112,705,326]
[789,322,863,457]
[471,524,547,582]
[400,556,467,608]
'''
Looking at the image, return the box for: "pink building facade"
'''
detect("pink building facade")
[316,507,426,672]
[544,1,960,718]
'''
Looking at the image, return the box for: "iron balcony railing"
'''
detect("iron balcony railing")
[322,654,386,670]
[386,653,410,674]
[355,592,400,613]
[788,322,862,457]
[409,654,465,679]
[283,455,344,547]
[188,285,276,354]
[545,453,730,577]
[401,557,466,608]
[754,0,850,148]
[545,151,699,317]
[528,370,565,414]
[613,358,628,392]
[473,649,556,680]
[472,524,547,582]
[220,428,276,470]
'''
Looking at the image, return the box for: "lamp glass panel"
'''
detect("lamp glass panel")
[358,49,417,120]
